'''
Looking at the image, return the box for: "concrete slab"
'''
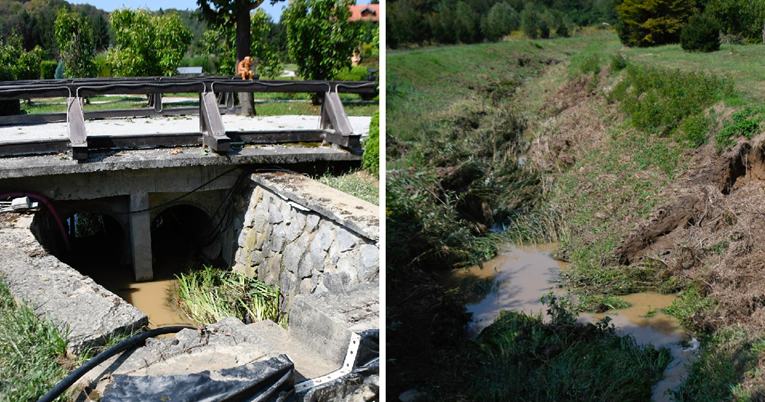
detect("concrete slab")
[76,318,293,401]
[247,320,338,382]
[0,145,359,180]
[0,115,372,143]
[251,172,379,241]
[0,214,148,353]
[288,282,379,366]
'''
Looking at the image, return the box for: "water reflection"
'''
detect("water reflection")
[450,243,695,402]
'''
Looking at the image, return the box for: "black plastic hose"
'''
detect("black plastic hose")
[37,326,195,402]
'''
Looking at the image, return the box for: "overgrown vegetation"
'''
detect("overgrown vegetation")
[0,278,69,402]
[361,110,379,176]
[171,266,282,326]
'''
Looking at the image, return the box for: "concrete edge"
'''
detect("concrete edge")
[251,172,379,241]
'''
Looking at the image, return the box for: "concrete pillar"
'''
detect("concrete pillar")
[129,192,153,281]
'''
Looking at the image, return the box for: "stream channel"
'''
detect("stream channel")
[449,243,696,401]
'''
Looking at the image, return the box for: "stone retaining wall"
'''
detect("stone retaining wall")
[232,172,379,312]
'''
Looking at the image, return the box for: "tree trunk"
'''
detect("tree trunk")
[236,5,256,117]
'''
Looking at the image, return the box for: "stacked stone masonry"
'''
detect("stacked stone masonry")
[232,173,379,313]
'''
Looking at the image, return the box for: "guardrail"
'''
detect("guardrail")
[0,76,378,161]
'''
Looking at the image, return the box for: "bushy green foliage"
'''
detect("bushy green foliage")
[55,9,95,78]
[202,27,236,75]
[0,33,45,80]
[429,1,478,44]
[579,53,601,75]
[39,60,57,79]
[577,294,631,312]
[334,65,369,81]
[610,64,733,134]
[555,20,570,37]
[93,53,111,77]
[610,52,627,72]
[14,45,44,80]
[107,9,192,77]
[461,296,672,401]
[482,2,520,42]
[716,107,762,148]
[521,4,540,39]
[681,14,721,52]
[680,113,712,147]
[284,0,355,81]
[362,111,379,175]
[250,9,283,79]
[705,0,765,44]
[616,0,695,47]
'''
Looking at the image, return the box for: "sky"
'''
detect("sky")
[70,0,372,21]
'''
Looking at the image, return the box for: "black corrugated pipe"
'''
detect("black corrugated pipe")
[37,326,195,402]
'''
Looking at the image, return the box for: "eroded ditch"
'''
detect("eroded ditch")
[450,243,696,401]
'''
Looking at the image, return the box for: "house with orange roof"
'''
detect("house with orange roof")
[348,4,379,22]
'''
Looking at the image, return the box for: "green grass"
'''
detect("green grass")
[0,278,70,402]
[577,294,631,313]
[171,266,282,326]
[318,170,379,205]
[670,326,765,402]
[663,284,715,331]
[451,296,672,401]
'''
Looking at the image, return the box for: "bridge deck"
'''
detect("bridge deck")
[0,144,359,180]
[0,115,372,144]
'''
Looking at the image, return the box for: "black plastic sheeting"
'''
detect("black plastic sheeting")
[301,329,380,402]
[102,355,295,402]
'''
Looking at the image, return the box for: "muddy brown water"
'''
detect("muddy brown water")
[74,259,196,329]
[449,243,696,402]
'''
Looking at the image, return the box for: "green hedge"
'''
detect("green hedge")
[40,61,58,79]
[362,110,379,175]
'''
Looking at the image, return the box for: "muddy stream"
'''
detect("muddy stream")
[450,244,696,401]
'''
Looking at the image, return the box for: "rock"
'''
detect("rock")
[358,244,379,282]
[283,243,302,274]
[285,221,302,243]
[337,255,359,288]
[336,228,357,252]
[267,203,283,223]
[306,214,320,232]
[316,222,334,251]
[298,254,313,279]
[243,207,256,228]
[310,243,327,272]
[237,228,248,248]
[299,278,312,294]
[247,250,264,267]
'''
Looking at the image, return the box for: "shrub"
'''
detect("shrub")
[555,21,570,37]
[539,20,550,38]
[362,110,379,175]
[334,65,369,81]
[579,54,601,75]
[681,14,721,52]
[610,53,627,72]
[482,2,520,42]
[55,9,96,78]
[15,46,44,80]
[616,0,695,47]
[521,4,540,39]
[680,114,712,147]
[610,64,733,134]
[716,108,761,148]
[40,60,58,79]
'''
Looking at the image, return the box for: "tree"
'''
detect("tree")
[202,10,283,78]
[107,9,192,77]
[91,13,110,52]
[616,0,695,47]
[197,0,282,116]
[283,0,356,102]
[55,9,95,78]
[482,2,520,42]
[521,3,541,38]
[681,13,721,52]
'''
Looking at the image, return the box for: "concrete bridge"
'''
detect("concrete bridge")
[0,76,377,282]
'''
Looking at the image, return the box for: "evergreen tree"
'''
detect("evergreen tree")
[616,0,695,47]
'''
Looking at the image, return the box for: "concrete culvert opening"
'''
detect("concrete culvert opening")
[151,204,223,276]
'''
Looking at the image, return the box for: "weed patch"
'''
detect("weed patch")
[171,266,282,326]
[663,284,714,332]
[318,170,379,205]
[0,278,70,402]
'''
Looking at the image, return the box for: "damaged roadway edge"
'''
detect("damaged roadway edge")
[0,214,147,354]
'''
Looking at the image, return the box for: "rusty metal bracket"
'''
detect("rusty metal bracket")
[66,97,88,161]
[320,91,361,150]
[199,92,231,153]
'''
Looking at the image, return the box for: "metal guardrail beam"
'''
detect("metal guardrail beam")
[199,92,231,153]
[66,97,88,160]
